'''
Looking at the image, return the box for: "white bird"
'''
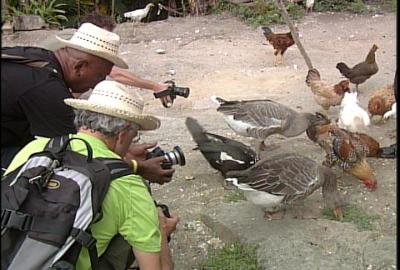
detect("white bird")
[306,0,315,13]
[383,102,397,120]
[124,3,155,23]
[337,91,370,132]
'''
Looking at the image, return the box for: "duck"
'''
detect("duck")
[211,96,330,154]
[225,153,345,220]
[185,117,258,176]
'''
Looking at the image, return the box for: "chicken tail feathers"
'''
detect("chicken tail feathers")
[377,144,397,159]
[261,26,273,38]
[336,62,351,77]
[305,68,321,86]
[185,117,209,145]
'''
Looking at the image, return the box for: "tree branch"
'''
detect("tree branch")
[274,0,313,69]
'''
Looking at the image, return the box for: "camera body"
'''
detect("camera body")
[165,80,190,98]
[146,146,186,169]
[153,80,190,103]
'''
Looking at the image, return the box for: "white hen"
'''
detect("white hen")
[338,91,370,132]
[383,102,397,120]
[306,0,315,12]
[124,3,155,23]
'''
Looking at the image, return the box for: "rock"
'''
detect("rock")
[13,15,47,31]
[156,49,166,54]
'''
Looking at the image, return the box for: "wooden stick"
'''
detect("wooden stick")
[274,0,313,69]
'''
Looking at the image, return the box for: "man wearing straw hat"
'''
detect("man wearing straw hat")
[2,23,174,184]
[40,13,174,107]
[5,80,178,270]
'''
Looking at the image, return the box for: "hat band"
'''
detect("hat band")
[71,31,119,55]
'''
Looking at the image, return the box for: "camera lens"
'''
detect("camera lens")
[174,87,190,98]
[164,146,186,166]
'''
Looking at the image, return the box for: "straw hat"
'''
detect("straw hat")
[64,80,160,131]
[52,23,128,69]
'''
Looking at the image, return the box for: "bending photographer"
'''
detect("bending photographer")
[40,13,178,108]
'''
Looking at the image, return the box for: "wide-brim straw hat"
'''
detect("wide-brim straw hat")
[52,23,128,69]
[64,80,160,131]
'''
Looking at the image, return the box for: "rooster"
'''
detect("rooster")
[261,26,298,66]
[336,44,379,92]
[338,92,370,133]
[368,84,396,121]
[185,117,257,176]
[306,123,388,191]
[124,3,155,23]
[306,68,350,112]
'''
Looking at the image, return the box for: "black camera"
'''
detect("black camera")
[153,80,190,103]
[166,80,190,98]
[146,146,186,169]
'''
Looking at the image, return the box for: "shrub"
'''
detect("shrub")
[210,0,304,27]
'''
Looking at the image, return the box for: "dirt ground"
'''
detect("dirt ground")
[2,11,397,269]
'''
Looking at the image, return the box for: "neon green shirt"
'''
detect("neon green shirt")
[5,132,161,270]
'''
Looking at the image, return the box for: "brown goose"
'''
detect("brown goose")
[211,96,330,153]
[225,153,345,220]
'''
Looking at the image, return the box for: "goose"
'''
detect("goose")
[211,96,330,154]
[185,117,258,176]
[226,153,345,220]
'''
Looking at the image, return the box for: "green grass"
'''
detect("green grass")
[224,190,247,203]
[321,204,380,231]
[197,242,261,270]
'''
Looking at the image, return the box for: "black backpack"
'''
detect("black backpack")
[1,136,134,270]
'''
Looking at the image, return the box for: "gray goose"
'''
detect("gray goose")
[211,96,330,154]
[185,117,258,176]
[226,153,345,220]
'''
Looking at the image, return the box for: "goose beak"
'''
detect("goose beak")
[333,207,343,221]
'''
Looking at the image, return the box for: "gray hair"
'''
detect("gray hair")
[73,109,139,137]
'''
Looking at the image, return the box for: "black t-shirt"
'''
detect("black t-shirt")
[1,46,77,148]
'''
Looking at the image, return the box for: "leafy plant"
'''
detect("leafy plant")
[321,204,380,231]
[198,242,261,270]
[8,0,68,26]
[314,0,368,13]
[209,0,304,27]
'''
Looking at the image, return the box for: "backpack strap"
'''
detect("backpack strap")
[2,53,61,78]
[44,137,133,269]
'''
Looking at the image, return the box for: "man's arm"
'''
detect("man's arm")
[109,67,173,107]
[109,67,168,92]
[133,209,178,270]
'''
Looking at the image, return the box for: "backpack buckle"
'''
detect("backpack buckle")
[71,228,97,249]
[1,209,32,231]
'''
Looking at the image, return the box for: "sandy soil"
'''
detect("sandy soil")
[2,11,396,270]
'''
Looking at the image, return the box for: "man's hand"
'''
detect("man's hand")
[125,142,157,161]
[153,82,173,108]
[137,156,175,185]
[158,208,179,237]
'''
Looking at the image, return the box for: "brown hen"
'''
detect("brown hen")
[368,84,395,120]
[262,26,297,66]
[305,123,386,191]
[306,68,350,112]
[336,44,379,92]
